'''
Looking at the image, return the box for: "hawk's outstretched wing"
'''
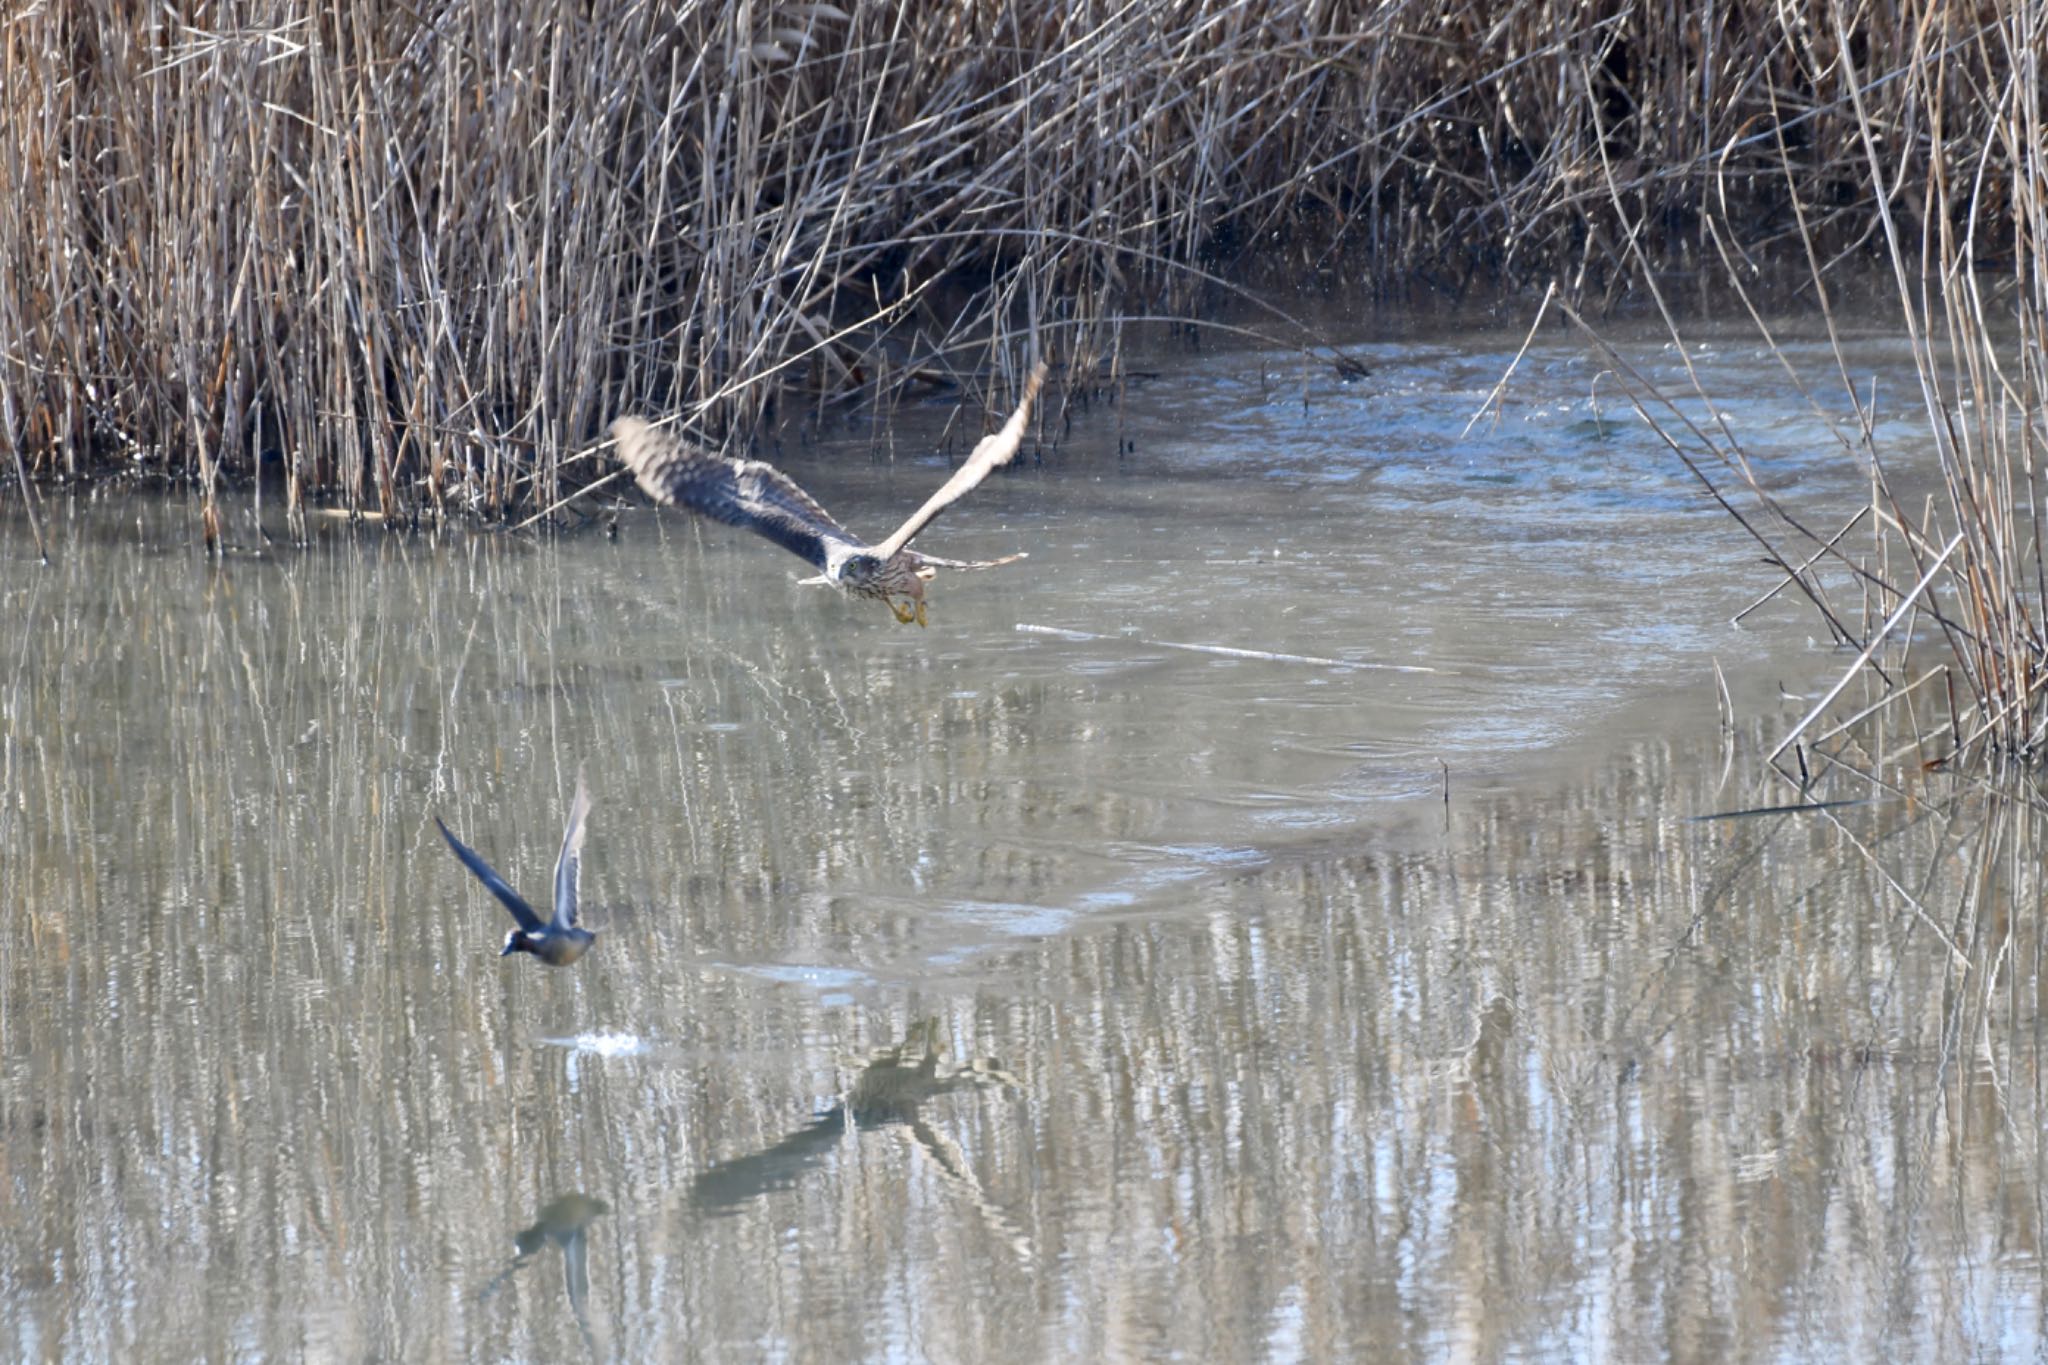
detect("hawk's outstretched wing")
[611,417,859,571]
[870,362,1048,563]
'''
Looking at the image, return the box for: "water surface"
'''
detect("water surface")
[3,322,2044,1360]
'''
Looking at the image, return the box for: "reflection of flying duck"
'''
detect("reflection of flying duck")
[610,363,1047,626]
[477,1192,611,1347]
[688,1020,1030,1261]
[436,777,597,966]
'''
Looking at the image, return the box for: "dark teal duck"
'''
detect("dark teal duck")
[437,778,596,967]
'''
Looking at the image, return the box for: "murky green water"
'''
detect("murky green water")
[4,323,2046,1360]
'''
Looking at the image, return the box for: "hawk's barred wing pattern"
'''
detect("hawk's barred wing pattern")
[609,418,859,571]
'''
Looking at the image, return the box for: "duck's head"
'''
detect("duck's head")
[502,929,534,957]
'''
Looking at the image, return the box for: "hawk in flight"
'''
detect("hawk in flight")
[611,362,1046,625]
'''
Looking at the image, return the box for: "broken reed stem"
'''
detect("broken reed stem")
[1732,507,1870,627]
[1769,533,1965,767]
[1810,666,1948,747]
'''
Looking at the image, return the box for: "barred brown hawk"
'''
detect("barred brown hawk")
[611,363,1046,626]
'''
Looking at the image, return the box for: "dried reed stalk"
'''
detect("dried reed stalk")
[1535,0,2048,765]
[6,1,2023,533]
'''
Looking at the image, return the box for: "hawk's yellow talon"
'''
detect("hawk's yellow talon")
[914,600,928,628]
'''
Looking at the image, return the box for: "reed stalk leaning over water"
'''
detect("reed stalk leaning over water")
[1500,1,2048,767]
[3,2,2040,534]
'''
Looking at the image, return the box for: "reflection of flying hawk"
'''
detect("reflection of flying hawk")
[611,362,1046,626]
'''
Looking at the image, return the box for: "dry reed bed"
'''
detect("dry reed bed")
[1486,2,2048,763]
[0,0,2029,531]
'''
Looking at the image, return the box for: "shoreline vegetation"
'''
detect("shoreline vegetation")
[3,2,2046,758]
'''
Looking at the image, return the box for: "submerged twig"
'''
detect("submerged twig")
[1015,622,1444,674]
[1689,798,1872,822]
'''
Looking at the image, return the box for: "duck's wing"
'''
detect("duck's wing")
[561,1224,593,1318]
[437,817,546,932]
[611,417,862,570]
[551,775,591,931]
[869,362,1046,563]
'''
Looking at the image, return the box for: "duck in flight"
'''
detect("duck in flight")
[436,777,596,966]
[610,362,1047,626]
